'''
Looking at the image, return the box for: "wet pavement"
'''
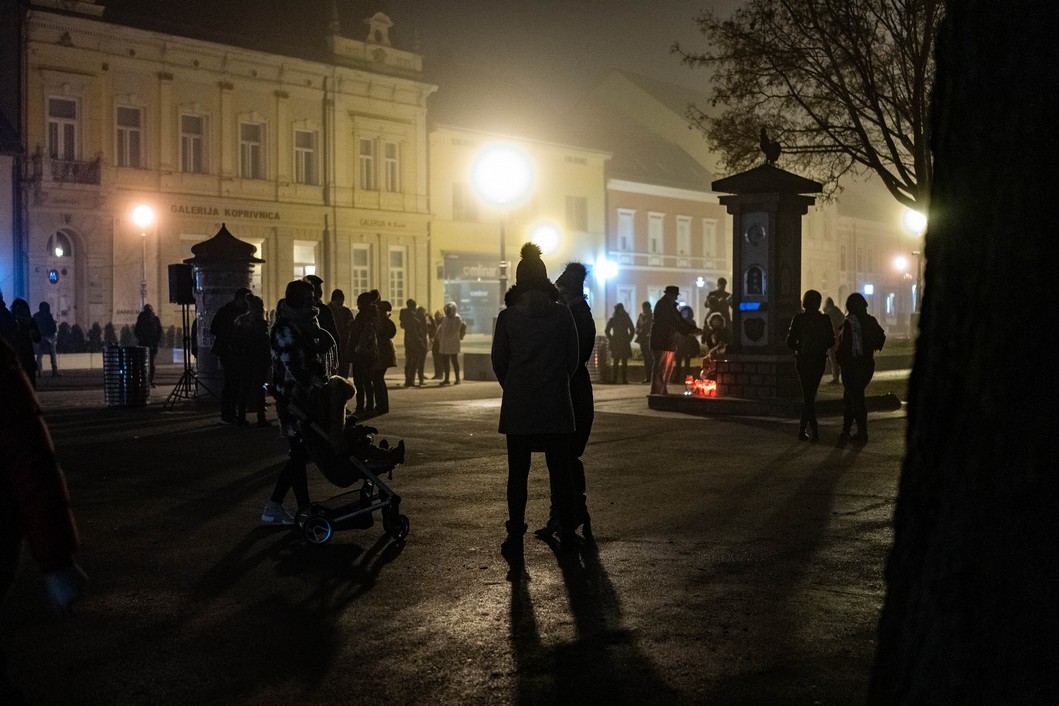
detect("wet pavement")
[4,365,908,704]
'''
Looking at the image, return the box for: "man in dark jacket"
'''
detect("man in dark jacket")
[134,304,163,386]
[650,285,700,395]
[304,275,339,359]
[210,287,250,423]
[399,298,419,387]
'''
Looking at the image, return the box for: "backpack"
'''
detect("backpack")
[354,322,379,361]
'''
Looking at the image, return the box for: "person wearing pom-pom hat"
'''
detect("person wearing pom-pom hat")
[491,243,580,569]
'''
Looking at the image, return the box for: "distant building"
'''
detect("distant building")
[14,0,434,329]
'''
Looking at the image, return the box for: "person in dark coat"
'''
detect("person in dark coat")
[605,303,635,384]
[400,299,421,388]
[786,290,836,441]
[232,295,271,427]
[304,275,340,360]
[649,286,700,395]
[823,296,844,384]
[671,305,701,386]
[430,309,444,379]
[210,287,251,424]
[328,289,356,377]
[32,301,59,377]
[535,262,596,541]
[134,304,163,386]
[835,292,886,442]
[8,299,40,387]
[492,243,580,569]
[706,277,733,329]
[0,337,87,701]
[635,300,653,384]
[413,307,430,385]
[349,290,380,414]
[369,300,397,414]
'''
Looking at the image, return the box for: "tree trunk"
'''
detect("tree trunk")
[870,2,1059,702]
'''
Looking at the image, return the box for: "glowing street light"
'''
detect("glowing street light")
[530,223,561,256]
[470,144,534,309]
[902,208,927,236]
[132,204,155,310]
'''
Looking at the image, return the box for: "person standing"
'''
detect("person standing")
[671,305,701,386]
[304,275,340,360]
[32,301,59,378]
[413,307,430,386]
[835,293,886,442]
[210,287,250,424]
[370,300,397,414]
[635,301,654,384]
[262,280,336,524]
[134,304,163,387]
[350,290,380,414]
[492,243,580,568]
[0,337,87,701]
[605,303,635,384]
[436,302,464,385]
[650,286,700,395]
[823,296,845,384]
[328,289,356,378]
[701,312,731,379]
[786,290,835,441]
[232,295,272,427]
[706,277,733,329]
[426,309,440,380]
[399,299,419,388]
[9,299,40,386]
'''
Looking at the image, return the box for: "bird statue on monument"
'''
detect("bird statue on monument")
[759,127,781,166]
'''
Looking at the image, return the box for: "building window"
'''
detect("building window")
[294,129,317,185]
[180,114,206,173]
[293,241,317,279]
[352,245,372,293]
[676,216,691,256]
[566,196,588,232]
[47,97,78,160]
[46,231,74,258]
[383,141,400,192]
[359,138,377,191]
[115,106,142,168]
[616,209,635,251]
[617,286,635,315]
[648,212,664,254]
[240,122,265,180]
[703,218,718,258]
[453,183,478,221]
[388,246,406,303]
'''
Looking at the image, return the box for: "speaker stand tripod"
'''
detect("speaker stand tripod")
[163,304,217,410]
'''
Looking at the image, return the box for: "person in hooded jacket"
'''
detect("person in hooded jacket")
[436,302,465,384]
[134,304,163,386]
[492,243,580,569]
[535,262,595,541]
[785,289,835,441]
[369,300,397,414]
[605,303,635,384]
[32,301,59,377]
[349,290,380,414]
[835,292,886,442]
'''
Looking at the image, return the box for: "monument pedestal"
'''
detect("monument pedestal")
[714,353,801,400]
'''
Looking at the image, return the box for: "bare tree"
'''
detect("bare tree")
[673,0,942,208]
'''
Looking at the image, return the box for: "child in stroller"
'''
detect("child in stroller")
[272,375,409,544]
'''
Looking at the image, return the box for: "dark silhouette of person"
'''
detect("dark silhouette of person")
[9,299,41,387]
[262,280,336,524]
[0,294,15,345]
[835,292,886,442]
[538,261,595,541]
[430,309,444,379]
[701,312,731,380]
[369,300,397,414]
[328,289,355,378]
[785,289,836,441]
[413,307,430,386]
[304,275,340,360]
[605,303,635,384]
[649,286,700,395]
[399,298,420,388]
[210,287,251,424]
[31,301,59,377]
[134,304,163,387]
[0,337,87,702]
[823,296,844,384]
[436,302,464,384]
[350,290,380,414]
[706,278,733,329]
[492,243,580,569]
[232,295,271,427]
[635,301,653,384]
[671,305,701,386]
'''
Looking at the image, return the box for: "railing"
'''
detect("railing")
[50,158,101,185]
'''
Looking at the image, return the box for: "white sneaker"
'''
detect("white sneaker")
[261,501,295,525]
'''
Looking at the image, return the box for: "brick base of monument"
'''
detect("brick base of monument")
[715,353,802,399]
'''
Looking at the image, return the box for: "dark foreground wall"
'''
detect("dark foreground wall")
[870,2,1059,702]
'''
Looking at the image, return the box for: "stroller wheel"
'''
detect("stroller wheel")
[302,514,333,544]
[384,514,410,541]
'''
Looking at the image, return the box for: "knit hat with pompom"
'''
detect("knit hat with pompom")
[514,242,548,284]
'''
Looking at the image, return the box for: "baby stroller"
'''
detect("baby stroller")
[268,382,409,545]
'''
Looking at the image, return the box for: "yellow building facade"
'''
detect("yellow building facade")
[21,1,435,329]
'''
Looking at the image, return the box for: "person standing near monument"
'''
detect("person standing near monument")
[836,293,886,442]
[635,301,654,384]
[706,278,733,329]
[210,287,250,424]
[823,296,845,384]
[650,286,700,395]
[786,290,835,441]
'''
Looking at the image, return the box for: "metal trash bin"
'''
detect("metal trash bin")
[588,334,611,384]
[103,346,150,407]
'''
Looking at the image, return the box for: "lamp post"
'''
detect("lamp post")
[132,204,155,311]
[470,144,534,310]
[901,208,927,314]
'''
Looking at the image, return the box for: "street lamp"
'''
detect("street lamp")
[470,144,534,309]
[132,204,155,310]
[901,207,927,313]
[529,222,561,256]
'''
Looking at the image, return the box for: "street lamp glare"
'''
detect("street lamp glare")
[132,204,155,229]
[470,144,534,206]
[902,208,927,236]
[530,223,561,255]
[894,255,909,271]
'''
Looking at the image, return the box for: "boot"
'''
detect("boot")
[501,521,527,566]
[809,419,820,442]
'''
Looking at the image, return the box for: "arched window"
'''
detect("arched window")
[47,231,74,258]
